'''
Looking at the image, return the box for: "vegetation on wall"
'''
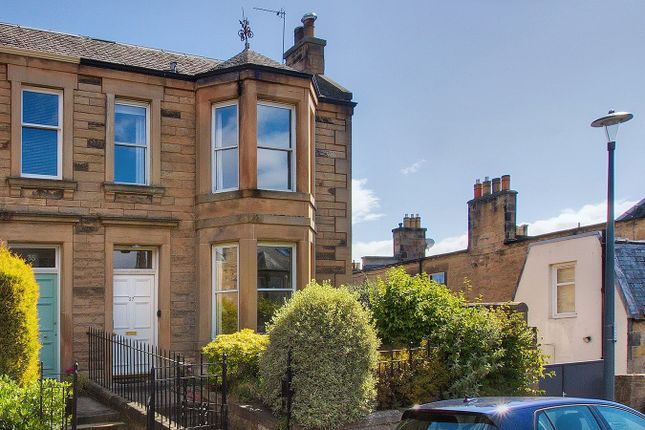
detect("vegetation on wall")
[0,246,41,384]
[353,267,547,399]
[258,281,380,430]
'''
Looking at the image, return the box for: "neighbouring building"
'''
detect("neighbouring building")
[0,14,355,377]
[353,177,645,374]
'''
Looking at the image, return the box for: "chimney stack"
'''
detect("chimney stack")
[468,174,518,251]
[284,12,327,75]
[393,214,427,261]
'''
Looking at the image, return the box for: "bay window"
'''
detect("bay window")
[114,101,149,185]
[257,244,295,332]
[257,102,295,191]
[212,245,239,337]
[212,102,239,192]
[21,88,62,178]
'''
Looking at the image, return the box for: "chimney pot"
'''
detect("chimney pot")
[501,174,511,191]
[302,12,317,37]
[474,181,483,198]
[492,177,501,193]
[483,178,492,195]
[294,26,304,44]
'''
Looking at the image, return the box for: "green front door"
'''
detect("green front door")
[35,273,59,378]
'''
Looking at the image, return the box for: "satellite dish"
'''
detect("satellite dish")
[425,238,435,249]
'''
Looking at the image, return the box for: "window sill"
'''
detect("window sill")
[103,182,165,204]
[6,176,77,199]
[552,313,577,319]
[197,189,315,206]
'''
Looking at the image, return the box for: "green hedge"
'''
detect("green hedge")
[0,375,70,429]
[0,246,40,384]
[359,268,547,399]
[258,282,379,429]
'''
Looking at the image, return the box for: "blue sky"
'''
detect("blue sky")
[5,1,644,260]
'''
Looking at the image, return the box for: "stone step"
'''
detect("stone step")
[76,396,122,425]
[74,422,127,430]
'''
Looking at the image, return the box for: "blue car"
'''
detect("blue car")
[395,397,645,429]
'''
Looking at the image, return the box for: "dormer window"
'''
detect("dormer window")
[257,102,295,191]
[212,102,239,192]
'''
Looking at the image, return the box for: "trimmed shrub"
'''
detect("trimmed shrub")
[0,246,40,384]
[203,329,268,401]
[0,375,70,429]
[202,329,268,379]
[258,281,379,429]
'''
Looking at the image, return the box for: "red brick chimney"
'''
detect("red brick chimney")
[284,13,326,75]
[467,174,517,251]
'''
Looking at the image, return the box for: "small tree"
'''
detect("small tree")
[0,246,40,384]
[258,282,379,429]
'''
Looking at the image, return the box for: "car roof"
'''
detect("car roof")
[408,396,623,416]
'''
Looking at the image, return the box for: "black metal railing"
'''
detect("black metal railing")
[87,327,228,430]
[38,361,79,429]
[375,343,435,409]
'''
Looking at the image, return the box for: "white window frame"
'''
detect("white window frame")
[114,100,150,186]
[551,262,576,318]
[211,101,239,193]
[256,243,297,332]
[212,244,240,338]
[20,87,63,179]
[256,101,296,192]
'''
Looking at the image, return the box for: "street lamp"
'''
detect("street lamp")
[590,109,633,401]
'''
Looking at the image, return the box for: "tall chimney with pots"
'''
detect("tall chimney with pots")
[284,13,327,75]
[393,214,428,260]
[467,174,517,251]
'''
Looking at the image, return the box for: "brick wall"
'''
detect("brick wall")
[629,320,645,374]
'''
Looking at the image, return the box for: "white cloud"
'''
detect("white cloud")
[427,233,468,256]
[352,239,392,262]
[352,178,384,224]
[522,199,637,236]
[352,199,638,262]
[400,159,426,175]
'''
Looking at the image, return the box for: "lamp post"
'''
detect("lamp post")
[590,109,633,401]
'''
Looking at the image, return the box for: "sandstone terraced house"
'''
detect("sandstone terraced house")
[0,14,354,377]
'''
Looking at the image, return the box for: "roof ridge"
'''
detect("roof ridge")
[0,21,222,64]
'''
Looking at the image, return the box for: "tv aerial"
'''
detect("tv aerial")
[253,7,286,63]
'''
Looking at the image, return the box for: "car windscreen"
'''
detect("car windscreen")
[395,411,499,430]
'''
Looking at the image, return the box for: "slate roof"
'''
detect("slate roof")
[615,240,645,320]
[617,198,645,222]
[0,22,220,75]
[207,47,295,73]
[0,22,354,104]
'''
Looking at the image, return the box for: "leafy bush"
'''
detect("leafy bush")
[376,343,449,409]
[258,281,380,429]
[202,329,268,400]
[366,267,463,347]
[364,268,547,399]
[0,375,70,429]
[0,246,40,384]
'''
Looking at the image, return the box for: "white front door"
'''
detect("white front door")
[113,274,156,345]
